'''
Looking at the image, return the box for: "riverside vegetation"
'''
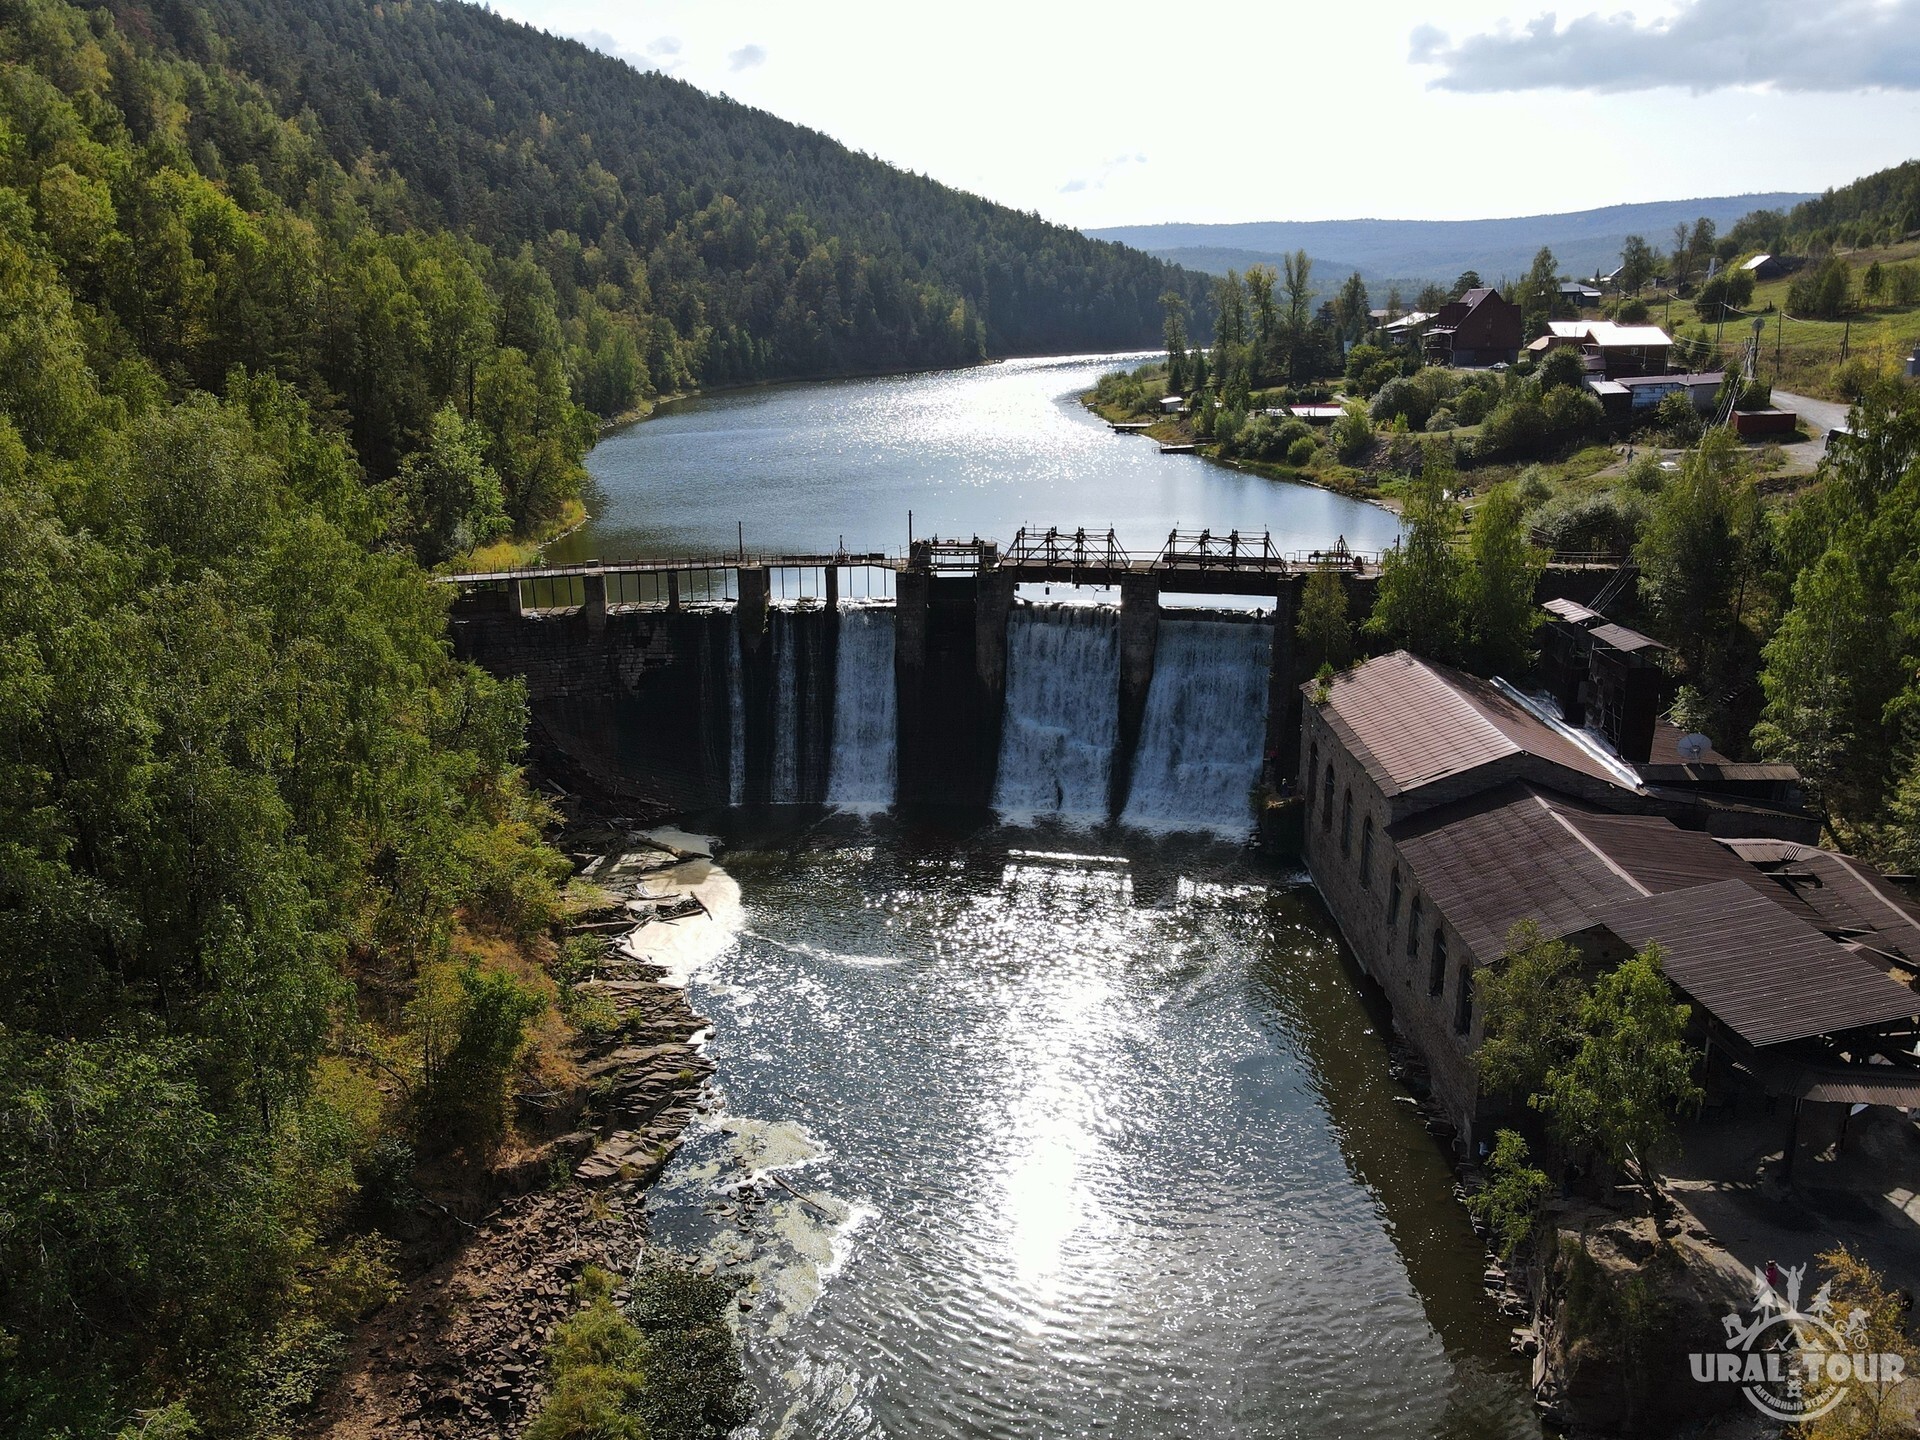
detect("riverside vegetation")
[0,0,1212,1434]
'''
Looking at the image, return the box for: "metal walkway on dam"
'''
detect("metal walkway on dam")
[442,527,1385,613]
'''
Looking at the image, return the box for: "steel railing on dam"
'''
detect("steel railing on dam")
[441,527,1385,613]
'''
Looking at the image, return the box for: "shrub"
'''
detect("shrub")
[1370,376,1432,430]
[1469,1131,1551,1262]
[1622,454,1665,493]
[1526,488,1649,556]
[1651,389,1702,443]
[527,1263,749,1440]
[1788,256,1853,319]
[1537,345,1589,394]
[1330,401,1375,462]
[410,962,547,1151]
[1287,435,1317,467]
[1478,399,1549,460]
[1833,355,1884,401]
[1425,407,1455,432]
[1453,378,1499,425]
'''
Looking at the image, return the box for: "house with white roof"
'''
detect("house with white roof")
[1530,319,1674,379]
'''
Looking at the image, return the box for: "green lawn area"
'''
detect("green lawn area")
[1661,239,1920,401]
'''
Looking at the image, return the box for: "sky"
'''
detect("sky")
[483,0,1920,229]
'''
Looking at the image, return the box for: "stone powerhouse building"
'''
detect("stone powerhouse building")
[1300,652,1920,1157]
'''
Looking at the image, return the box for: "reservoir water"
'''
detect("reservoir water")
[551,353,1403,562]
[650,825,1540,1439]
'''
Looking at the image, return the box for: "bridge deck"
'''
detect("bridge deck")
[441,527,1382,596]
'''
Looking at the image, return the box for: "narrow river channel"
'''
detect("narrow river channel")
[646,819,1540,1440]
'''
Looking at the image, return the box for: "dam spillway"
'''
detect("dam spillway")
[992,606,1121,824]
[444,550,1340,833]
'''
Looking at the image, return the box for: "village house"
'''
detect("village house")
[1421,288,1524,368]
[1300,651,1919,1161]
[1584,371,1725,419]
[1531,319,1674,379]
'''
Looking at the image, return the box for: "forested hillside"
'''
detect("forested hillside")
[0,0,1194,1432]
[1782,158,1920,248]
[132,0,1205,389]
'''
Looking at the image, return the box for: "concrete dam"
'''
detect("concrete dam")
[444,528,1619,829]
[445,530,1384,830]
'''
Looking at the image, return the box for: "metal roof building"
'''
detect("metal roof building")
[1299,650,1918,1151]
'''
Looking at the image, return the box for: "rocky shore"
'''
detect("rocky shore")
[303,833,724,1439]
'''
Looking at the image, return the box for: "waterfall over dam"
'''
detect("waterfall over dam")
[992,606,1121,823]
[1121,616,1274,832]
[445,562,1366,834]
[827,607,898,810]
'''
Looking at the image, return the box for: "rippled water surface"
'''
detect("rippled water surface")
[648,823,1539,1439]
[553,354,1404,562]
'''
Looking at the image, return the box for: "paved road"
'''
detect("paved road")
[1772,388,1851,436]
[1769,388,1851,474]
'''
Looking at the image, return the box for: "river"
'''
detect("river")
[549,353,1403,563]
[644,819,1540,1440]
[566,357,1528,1437]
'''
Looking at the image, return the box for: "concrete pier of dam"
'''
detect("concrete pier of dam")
[443,532,1621,819]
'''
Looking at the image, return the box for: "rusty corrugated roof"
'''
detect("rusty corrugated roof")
[1598,881,1919,1047]
[1315,651,1633,799]
[1389,785,1638,958]
[1554,810,1825,925]
[1543,597,1604,626]
[1720,842,1920,964]
[1588,622,1665,653]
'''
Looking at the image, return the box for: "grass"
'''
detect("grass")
[446,497,588,574]
[1654,239,1920,402]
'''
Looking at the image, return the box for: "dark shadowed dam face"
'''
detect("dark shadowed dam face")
[451,595,1294,835]
[645,825,1542,1439]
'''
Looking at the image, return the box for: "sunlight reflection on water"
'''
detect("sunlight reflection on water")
[638,824,1541,1440]
[554,354,1405,562]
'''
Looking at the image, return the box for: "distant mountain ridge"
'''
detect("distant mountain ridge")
[1088,194,1816,289]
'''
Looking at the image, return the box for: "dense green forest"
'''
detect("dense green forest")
[135,0,1208,392]
[0,0,1206,1433]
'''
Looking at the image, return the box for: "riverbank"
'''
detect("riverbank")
[302,829,729,1438]
[1081,388,1402,516]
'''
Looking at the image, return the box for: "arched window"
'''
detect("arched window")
[1321,765,1335,828]
[1407,897,1423,959]
[1455,965,1474,1034]
[1387,867,1402,924]
[1341,788,1354,856]
[1428,926,1448,996]
[1359,817,1374,888]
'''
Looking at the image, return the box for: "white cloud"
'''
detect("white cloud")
[1058,152,1148,196]
[566,28,681,73]
[1414,0,1920,93]
[728,43,768,71]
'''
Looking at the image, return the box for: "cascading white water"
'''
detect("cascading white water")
[769,611,800,804]
[1121,616,1272,834]
[728,612,746,806]
[992,604,1120,823]
[826,607,897,810]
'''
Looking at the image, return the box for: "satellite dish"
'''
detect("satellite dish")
[1677,732,1712,762]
